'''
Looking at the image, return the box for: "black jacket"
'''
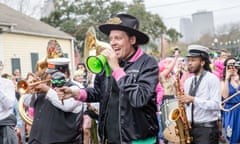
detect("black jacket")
[29,80,82,144]
[85,49,159,143]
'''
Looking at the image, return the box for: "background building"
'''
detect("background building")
[0,3,75,77]
[179,11,215,43]
[192,11,215,41]
[180,18,194,43]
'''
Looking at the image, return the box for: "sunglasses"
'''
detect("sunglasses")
[226,62,240,69]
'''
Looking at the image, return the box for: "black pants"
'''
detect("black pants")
[0,126,3,144]
[190,124,219,144]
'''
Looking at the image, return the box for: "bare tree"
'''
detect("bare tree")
[0,0,43,19]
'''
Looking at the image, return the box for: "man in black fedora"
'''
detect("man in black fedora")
[58,14,159,143]
[179,44,221,144]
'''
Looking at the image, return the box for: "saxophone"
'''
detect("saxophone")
[169,71,192,144]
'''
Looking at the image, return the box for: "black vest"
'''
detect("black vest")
[29,81,82,144]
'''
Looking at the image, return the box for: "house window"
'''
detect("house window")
[64,53,68,58]
[31,53,39,73]
[11,58,21,75]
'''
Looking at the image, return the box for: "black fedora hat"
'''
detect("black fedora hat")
[99,14,149,45]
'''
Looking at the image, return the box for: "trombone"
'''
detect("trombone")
[220,91,240,112]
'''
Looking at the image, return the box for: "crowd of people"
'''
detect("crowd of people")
[0,13,240,144]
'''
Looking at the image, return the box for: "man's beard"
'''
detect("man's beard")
[188,64,201,74]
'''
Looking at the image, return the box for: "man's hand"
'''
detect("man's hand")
[34,83,50,93]
[101,48,120,71]
[56,86,73,101]
[178,93,194,104]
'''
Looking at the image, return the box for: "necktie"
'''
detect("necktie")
[189,77,197,96]
[191,76,197,125]
[194,76,197,88]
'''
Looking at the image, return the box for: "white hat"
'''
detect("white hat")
[187,44,209,57]
[46,58,70,74]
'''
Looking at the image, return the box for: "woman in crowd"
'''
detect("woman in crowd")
[76,63,88,88]
[158,50,179,143]
[158,51,179,101]
[221,57,240,144]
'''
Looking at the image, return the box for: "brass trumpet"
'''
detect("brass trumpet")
[17,79,50,125]
[17,79,49,126]
[220,91,240,112]
[17,79,51,94]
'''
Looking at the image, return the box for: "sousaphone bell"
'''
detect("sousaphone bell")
[84,27,111,77]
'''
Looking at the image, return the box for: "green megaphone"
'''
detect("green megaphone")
[86,55,111,77]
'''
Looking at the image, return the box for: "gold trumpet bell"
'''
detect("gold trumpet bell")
[17,80,29,94]
[17,79,51,94]
[84,26,111,61]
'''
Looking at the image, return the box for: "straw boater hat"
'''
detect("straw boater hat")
[99,13,149,45]
[46,58,70,74]
[187,44,210,57]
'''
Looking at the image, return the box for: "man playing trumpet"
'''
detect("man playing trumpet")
[23,45,83,144]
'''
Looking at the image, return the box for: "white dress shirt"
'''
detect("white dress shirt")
[0,77,16,120]
[184,71,221,122]
[23,85,82,113]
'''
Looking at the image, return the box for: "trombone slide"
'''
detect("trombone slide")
[220,91,240,112]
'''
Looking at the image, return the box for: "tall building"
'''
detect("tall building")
[179,11,215,43]
[41,0,55,18]
[180,18,194,43]
[192,11,215,41]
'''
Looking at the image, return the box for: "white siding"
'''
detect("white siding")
[1,33,74,78]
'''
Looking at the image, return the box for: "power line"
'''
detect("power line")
[146,0,200,9]
[162,4,240,20]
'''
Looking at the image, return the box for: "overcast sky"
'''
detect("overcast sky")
[1,0,240,32]
[143,0,240,31]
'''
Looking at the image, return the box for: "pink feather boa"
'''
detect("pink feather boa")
[212,59,224,79]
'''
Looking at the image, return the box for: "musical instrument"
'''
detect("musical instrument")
[160,99,179,143]
[220,91,240,112]
[18,94,34,125]
[17,77,50,126]
[84,27,111,60]
[84,27,111,77]
[18,40,67,126]
[17,79,51,94]
[18,72,66,126]
[168,71,192,144]
[35,57,48,80]
[86,103,99,144]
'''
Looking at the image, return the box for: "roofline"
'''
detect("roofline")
[2,29,74,40]
[0,22,17,27]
